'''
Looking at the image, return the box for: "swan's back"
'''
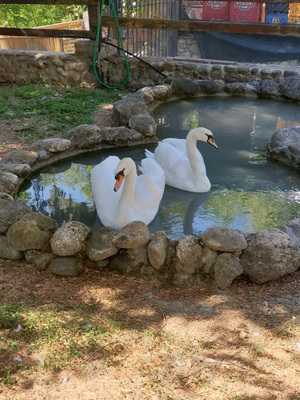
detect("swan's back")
[91,156,121,227]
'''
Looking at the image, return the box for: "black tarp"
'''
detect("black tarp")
[196,31,300,62]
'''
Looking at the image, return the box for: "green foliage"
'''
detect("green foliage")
[0,4,86,28]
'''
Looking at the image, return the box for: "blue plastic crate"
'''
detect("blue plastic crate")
[266,2,288,13]
[266,12,288,24]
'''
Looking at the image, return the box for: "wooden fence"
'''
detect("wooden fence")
[0,20,84,52]
[1,0,300,58]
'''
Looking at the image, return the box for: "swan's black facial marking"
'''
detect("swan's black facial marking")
[206,133,218,149]
[114,168,125,192]
[114,168,125,180]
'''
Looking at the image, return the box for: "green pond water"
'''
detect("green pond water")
[19,97,300,239]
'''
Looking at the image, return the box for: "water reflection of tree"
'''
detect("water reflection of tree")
[21,163,96,226]
[203,190,300,231]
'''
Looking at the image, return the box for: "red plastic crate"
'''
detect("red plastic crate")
[202,1,229,21]
[184,1,229,21]
[229,1,261,22]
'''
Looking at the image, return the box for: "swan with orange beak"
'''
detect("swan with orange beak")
[91,156,165,229]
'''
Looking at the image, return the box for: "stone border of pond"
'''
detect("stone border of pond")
[1,77,300,288]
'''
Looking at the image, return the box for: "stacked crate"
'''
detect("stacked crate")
[288,2,300,23]
[265,2,288,24]
[229,1,262,22]
[203,1,229,20]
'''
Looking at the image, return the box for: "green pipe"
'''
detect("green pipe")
[92,0,131,90]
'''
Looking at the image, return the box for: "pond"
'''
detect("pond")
[19,97,300,239]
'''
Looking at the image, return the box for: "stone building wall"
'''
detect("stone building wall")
[177,32,201,59]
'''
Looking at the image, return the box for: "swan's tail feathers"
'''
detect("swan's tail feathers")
[145,149,154,159]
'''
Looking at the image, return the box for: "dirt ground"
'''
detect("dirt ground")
[0,119,25,156]
[0,261,300,400]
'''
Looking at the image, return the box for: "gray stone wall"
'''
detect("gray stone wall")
[0,39,95,87]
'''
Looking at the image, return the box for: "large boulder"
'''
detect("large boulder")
[101,127,143,144]
[33,138,71,153]
[0,162,31,177]
[0,171,19,193]
[110,246,148,274]
[87,226,118,262]
[281,77,300,100]
[147,231,168,271]
[49,257,84,277]
[198,80,224,94]
[113,221,150,249]
[175,235,202,275]
[283,218,300,248]
[0,199,31,233]
[2,149,38,165]
[50,221,90,256]
[129,113,157,137]
[25,250,53,271]
[267,126,300,169]
[70,124,103,149]
[200,246,218,274]
[0,235,22,260]
[171,78,200,97]
[201,227,247,253]
[21,212,57,232]
[151,85,172,100]
[241,229,300,284]
[224,82,256,96]
[7,218,50,251]
[112,94,148,125]
[259,79,280,98]
[214,253,243,289]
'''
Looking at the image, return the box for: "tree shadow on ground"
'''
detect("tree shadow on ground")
[0,262,299,399]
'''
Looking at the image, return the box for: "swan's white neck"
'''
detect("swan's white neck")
[118,165,136,209]
[186,134,204,178]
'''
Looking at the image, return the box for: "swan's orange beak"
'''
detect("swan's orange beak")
[114,171,125,192]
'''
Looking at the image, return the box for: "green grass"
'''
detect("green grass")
[0,302,124,384]
[0,84,123,142]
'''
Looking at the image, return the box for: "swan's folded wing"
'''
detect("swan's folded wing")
[154,141,188,173]
[161,138,187,156]
[91,156,121,226]
[133,158,165,224]
[138,157,165,191]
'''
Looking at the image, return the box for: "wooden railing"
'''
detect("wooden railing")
[1,0,300,39]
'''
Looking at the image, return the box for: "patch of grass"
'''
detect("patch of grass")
[0,84,123,142]
[0,303,123,383]
[0,304,22,329]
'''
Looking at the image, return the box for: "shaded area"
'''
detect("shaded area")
[197,32,300,63]
[0,262,299,399]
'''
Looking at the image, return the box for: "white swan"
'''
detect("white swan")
[145,127,218,193]
[91,156,165,229]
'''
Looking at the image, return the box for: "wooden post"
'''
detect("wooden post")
[88,4,99,34]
